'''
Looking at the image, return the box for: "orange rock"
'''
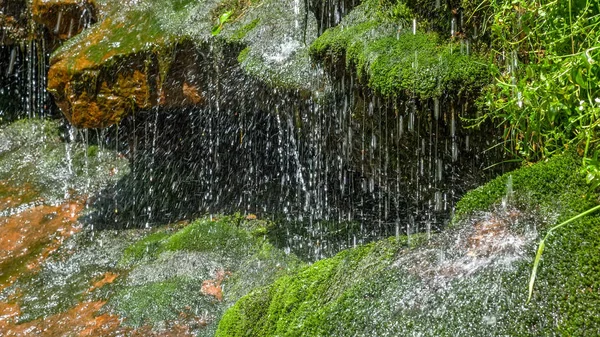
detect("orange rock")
[200,269,231,302]
[86,272,119,293]
[201,279,223,301]
[32,0,97,40]
[182,82,203,104]
[0,200,85,290]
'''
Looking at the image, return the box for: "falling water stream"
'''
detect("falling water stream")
[0,1,548,336]
[81,41,506,261]
[0,0,506,264]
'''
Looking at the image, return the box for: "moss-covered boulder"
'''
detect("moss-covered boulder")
[216,153,600,336]
[47,0,323,128]
[310,0,488,100]
[108,215,303,334]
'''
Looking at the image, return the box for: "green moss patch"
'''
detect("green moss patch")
[119,230,171,266]
[162,216,255,254]
[217,153,600,336]
[453,152,592,222]
[310,1,488,99]
[216,236,413,336]
[110,215,302,332]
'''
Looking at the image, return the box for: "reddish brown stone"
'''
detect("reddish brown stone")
[32,0,97,40]
[48,47,206,128]
[182,82,203,105]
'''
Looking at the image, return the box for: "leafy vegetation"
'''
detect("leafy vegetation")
[471,0,600,168]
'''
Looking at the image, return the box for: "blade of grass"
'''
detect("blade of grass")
[527,203,600,303]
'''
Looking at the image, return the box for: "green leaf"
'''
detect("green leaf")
[219,10,234,25]
[211,10,234,36]
[211,24,222,36]
[575,71,588,89]
[527,238,545,304]
[527,204,600,304]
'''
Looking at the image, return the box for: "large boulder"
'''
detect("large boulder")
[47,0,323,128]
[32,0,97,40]
[216,153,600,336]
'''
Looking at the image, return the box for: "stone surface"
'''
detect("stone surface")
[0,0,29,45]
[47,0,324,128]
[217,153,600,336]
[32,0,97,40]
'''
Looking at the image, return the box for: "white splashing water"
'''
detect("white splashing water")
[265,37,302,64]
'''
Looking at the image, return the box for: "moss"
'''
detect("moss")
[525,215,600,336]
[111,276,220,327]
[86,145,99,157]
[216,236,412,336]
[228,18,260,42]
[108,215,302,333]
[310,1,488,99]
[238,218,273,237]
[161,216,255,255]
[119,231,171,266]
[218,153,600,336]
[237,46,250,63]
[453,152,592,223]
[171,0,196,11]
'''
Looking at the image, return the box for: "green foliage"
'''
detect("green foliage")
[472,0,600,166]
[210,0,258,36]
[212,10,234,36]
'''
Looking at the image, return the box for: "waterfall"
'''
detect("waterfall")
[86,41,505,260]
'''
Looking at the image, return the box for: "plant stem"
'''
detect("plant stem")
[527,203,600,303]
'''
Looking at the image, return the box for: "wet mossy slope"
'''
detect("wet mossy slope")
[217,153,600,336]
[108,215,303,335]
[310,0,488,99]
[4,212,302,335]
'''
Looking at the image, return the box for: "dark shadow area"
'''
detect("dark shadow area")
[81,48,510,260]
[0,38,58,123]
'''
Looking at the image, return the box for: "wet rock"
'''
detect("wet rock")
[0,119,129,203]
[32,0,97,40]
[217,153,600,336]
[109,216,302,334]
[0,0,30,45]
[47,0,324,128]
